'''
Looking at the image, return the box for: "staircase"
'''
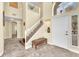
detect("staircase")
[26,20,43,42]
[19,20,43,47]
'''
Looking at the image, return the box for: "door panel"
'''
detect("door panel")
[71,15,78,46]
[12,22,17,38]
[52,15,70,48]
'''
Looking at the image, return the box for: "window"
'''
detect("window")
[57,2,78,15]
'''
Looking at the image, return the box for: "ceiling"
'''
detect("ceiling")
[30,2,42,7]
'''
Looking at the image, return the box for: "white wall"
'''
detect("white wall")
[26,10,40,29]
[4,2,22,19]
[22,3,26,38]
[42,2,52,20]
[4,21,12,39]
[12,22,17,35]
[17,21,23,38]
[0,3,4,56]
[25,3,40,30]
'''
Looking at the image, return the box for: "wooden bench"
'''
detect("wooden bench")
[32,38,47,49]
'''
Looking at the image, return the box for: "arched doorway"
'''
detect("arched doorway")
[52,2,61,16]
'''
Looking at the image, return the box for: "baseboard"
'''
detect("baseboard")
[25,45,31,49]
[68,49,79,54]
[52,44,79,54]
[0,50,4,56]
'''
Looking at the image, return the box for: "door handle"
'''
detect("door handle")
[65,31,68,35]
[65,33,68,35]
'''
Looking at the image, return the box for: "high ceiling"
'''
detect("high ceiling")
[30,2,42,7]
[53,2,61,15]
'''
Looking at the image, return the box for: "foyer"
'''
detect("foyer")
[0,2,79,57]
[3,29,79,57]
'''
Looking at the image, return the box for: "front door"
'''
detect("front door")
[12,22,17,38]
[52,15,71,48]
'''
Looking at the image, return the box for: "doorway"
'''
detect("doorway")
[12,22,17,38]
[71,15,78,46]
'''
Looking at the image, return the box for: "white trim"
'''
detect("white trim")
[52,43,79,54]
[0,50,4,56]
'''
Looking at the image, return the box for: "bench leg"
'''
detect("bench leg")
[32,44,37,49]
[45,40,47,44]
[35,45,37,49]
[43,41,47,44]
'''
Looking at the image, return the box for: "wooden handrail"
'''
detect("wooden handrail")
[19,20,43,46]
[26,20,43,42]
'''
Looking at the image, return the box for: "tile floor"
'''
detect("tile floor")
[2,38,79,57]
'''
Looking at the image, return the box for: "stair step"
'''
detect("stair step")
[26,20,43,42]
[19,38,25,46]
